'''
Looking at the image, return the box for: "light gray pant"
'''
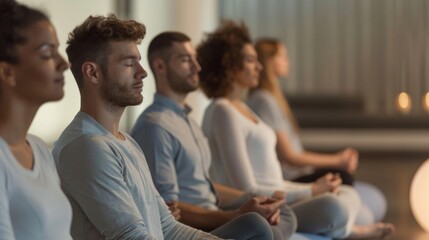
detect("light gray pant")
[217,193,298,240]
[290,186,361,239]
[210,212,274,240]
[271,204,298,240]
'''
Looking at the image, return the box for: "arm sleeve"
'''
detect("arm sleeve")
[283,181,313,203]
[58,136,156,240]
[0,166,14,239]
[210,103,274,197]
[157,194,222,240]
[133,123,179,203]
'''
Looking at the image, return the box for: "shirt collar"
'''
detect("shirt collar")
[153,93,192,117]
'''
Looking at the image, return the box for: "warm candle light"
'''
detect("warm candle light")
[410,159,429,232]
[422,92,429,112]
[395,92,412,114]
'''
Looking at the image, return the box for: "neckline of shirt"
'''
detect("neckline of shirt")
[0,136,41,177]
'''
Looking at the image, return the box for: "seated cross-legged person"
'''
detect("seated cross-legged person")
[52,15,221,240]
[248,38,388,225]
[131,31,292,240]
[197,20,395,240]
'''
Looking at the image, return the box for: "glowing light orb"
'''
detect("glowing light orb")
[410,159,429,232]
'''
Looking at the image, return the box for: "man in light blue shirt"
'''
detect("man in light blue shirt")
[53,15,222,240]
[131,31,296,240]
[133,94,218,210]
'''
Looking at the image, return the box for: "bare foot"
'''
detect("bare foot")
[348,223,395,239]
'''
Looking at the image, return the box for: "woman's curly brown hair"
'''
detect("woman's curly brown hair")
[66,14,146,89]
[197,21,252,98]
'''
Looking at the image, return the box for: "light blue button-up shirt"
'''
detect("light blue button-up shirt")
[131,94,218,210]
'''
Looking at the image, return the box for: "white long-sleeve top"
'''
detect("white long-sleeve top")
[202,98,312,203]
[0,135,72,240]
[247,89,314,180]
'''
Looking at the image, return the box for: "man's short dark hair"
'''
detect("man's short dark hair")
[147,31,191,73]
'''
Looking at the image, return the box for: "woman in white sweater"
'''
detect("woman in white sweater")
[0,2,72,239]
[197,21,394,239]
[248,38,389,224]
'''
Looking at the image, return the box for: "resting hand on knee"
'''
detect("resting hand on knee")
[312,173,342,196]
[272,190,286,201]
[238,196,285,225]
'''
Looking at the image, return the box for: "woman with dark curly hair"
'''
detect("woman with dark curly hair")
[0,1,71,239]
[198,21,394,239]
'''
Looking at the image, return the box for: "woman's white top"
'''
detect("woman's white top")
[202,98,312,203]
[247,89,314,180]
[0,135,72,240]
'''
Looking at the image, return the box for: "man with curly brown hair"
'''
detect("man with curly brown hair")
[52,15,221,240]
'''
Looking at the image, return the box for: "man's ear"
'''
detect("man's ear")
[152,58,166,74]
[82,62,102,84]
[0,62,16,87]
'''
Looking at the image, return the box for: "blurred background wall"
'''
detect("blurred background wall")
[221,0,429,116]
[218,0,429,154]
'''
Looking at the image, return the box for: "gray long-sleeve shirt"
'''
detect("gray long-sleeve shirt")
[52,112,220,240]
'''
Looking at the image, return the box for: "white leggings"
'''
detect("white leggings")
[290,185,360,239]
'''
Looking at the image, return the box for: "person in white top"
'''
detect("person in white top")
[248,38,389,225]
[248,38,357,184]
[198,20,395,239]
[0,1,72,239]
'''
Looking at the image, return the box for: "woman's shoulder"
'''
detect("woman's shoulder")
[203,98,238,129]
[26,134,48,147]
[208,98,234,114]
[211,97,230,106]
[248,89,276,105]
[248,89,279,113]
